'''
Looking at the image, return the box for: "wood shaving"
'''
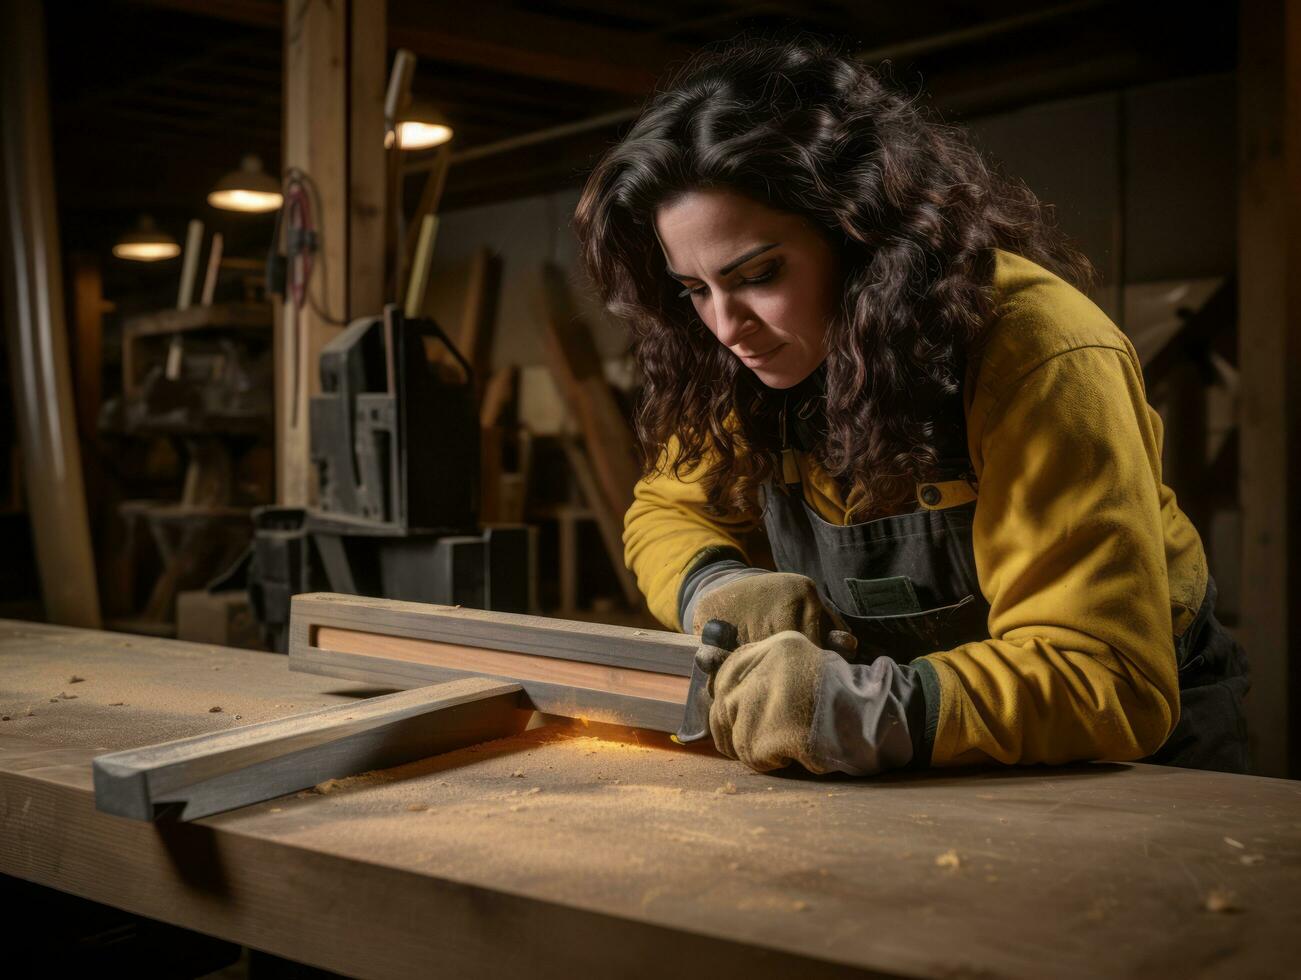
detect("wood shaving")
[1240,854,1265,866]
[1223,837,1245,849]
[406,803,429,812]
[935,849,962,871]
[716,781,737,795]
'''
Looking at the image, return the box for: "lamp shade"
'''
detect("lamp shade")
[389,104,454,150]
[208,154,283,213]
[112,215,180,262]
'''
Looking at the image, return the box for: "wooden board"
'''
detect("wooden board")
[1237,0,1301,776]
[539,262,641,520]
[2,620,1300,979]
[278,0,349,506]
[93,677,528,821]
[288,593,693,731]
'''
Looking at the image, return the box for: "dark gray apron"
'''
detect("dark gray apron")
[759,438,1251,774]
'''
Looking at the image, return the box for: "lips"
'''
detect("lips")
[737,344,786,367]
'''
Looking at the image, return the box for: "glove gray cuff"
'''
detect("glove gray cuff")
[678,556,765,633]
[804,654,927,776]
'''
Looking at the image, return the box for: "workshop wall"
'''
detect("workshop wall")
[426,72,1237,435]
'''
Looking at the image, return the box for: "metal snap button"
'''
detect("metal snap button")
[920,484,942,506]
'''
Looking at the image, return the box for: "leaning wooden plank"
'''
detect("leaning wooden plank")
[288,593,695,730]
[539,262,642,520]
[92,677,527,822]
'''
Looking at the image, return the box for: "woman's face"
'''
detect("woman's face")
[654,187,841,389]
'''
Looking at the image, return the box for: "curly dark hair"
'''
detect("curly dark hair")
[573,36,1094,518]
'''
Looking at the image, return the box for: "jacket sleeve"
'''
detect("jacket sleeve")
[623,439,762,630]
[915,344,1182,766]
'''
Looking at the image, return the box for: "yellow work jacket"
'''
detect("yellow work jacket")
[623,249,1203,767]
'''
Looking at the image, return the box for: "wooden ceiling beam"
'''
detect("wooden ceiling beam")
[388,3,690,95]
[132,0,692,95]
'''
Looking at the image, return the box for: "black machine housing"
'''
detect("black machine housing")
[246,305,534,650]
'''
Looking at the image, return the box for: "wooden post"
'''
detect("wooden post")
[348,0,386,319]
[0,0,101,628]
[279,0,385,505]
[1237,0,1301,777]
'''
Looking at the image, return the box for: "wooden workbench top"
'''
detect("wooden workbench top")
[2,619,1299,979]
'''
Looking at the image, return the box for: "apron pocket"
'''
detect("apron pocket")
[829,593,987,664]
[845,575,921,616]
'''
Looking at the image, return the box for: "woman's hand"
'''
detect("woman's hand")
[707,631,925,775]
[690,571,837,645]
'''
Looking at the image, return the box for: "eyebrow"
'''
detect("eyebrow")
[665,242,780,281]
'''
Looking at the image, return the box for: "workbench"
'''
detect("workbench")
[2,619,1298,978]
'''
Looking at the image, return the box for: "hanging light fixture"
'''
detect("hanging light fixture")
[207,154,283,213]
[112,215,180,262]
[387,103,454,151]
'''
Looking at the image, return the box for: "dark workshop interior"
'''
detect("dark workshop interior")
[1,1,1298,976]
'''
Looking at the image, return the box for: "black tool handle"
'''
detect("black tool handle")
[695,619,739,677]
[700,618,739,652]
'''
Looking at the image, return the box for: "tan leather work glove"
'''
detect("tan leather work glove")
[690,571,838,646]
[707,630,825,772]
[707,631,926,775]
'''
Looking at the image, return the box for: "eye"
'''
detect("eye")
[741,261,780,286]
[676,260,781,300]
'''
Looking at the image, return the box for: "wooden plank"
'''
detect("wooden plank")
[402,142,451,292]
[561,436,643,609]
[295,642,686,732]
[290,594,693,730]
[404,212,438,317]
[457,246,503,392]
[289,592,695,674]
[1237,0,1301,776]
[200,231,224,306]
[93,677,527,821]
[540,262,641,520]
[0,0,100,629]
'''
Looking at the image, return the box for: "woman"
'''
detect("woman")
[572,38,1249,776]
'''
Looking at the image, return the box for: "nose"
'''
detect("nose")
[709,291,759,348]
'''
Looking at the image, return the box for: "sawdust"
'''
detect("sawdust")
[1203,887,1240,914]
